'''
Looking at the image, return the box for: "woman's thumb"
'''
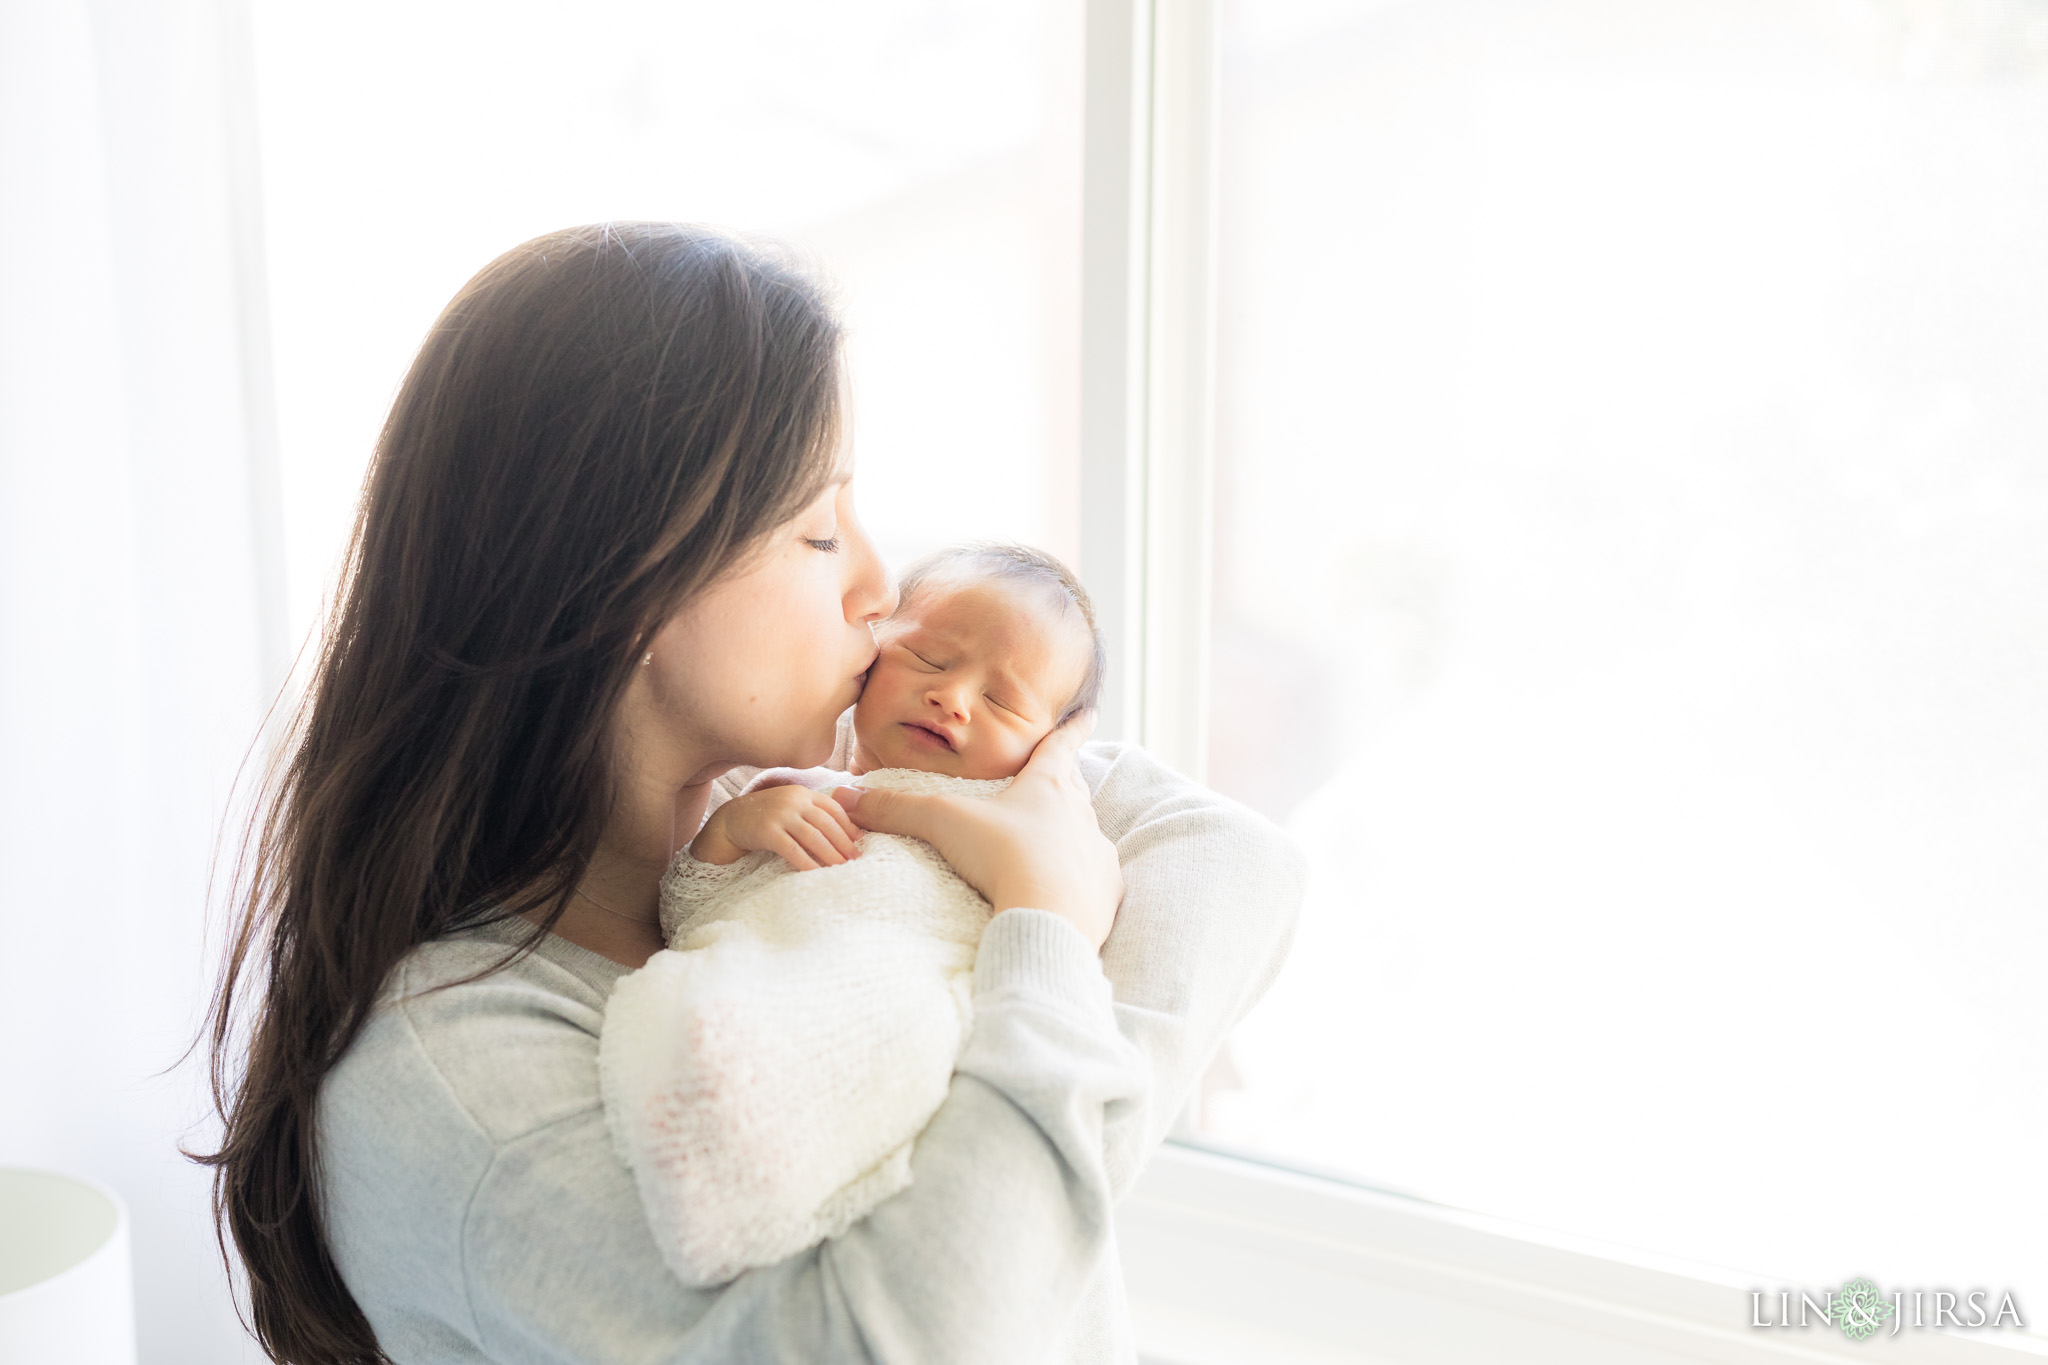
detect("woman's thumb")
[831,785,939,839]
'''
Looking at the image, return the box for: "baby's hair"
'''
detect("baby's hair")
[893,541,1106,724]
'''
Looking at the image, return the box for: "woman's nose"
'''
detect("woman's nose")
[840,503,897,625]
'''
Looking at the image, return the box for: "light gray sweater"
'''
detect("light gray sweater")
[317,739,1304,1363]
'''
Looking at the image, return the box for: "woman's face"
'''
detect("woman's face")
[636,475,896,778]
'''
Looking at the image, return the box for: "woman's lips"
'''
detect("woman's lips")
[900,721,955,752]
[846,649,878,696]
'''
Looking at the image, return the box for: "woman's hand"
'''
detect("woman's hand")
[831,711,1123,950]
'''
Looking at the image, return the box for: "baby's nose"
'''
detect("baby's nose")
[927,685,971,721]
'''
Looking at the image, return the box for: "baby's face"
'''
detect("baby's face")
[851,576,1089,780]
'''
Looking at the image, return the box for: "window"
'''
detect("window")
[247,0,2045,1354]
[1181,0,2047,1318]
[251,0,1083,640]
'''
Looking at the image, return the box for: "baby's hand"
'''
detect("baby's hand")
[690,784,863,870]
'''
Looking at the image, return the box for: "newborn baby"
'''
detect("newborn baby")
[599,542,1105,1287]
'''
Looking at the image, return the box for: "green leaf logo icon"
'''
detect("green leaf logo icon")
[1832,1278,1896,1341]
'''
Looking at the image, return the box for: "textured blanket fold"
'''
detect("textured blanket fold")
[598,766,1009,1288]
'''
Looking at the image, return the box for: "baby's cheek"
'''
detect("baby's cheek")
[1008,725,1055,775]
[855,660,902,711]
[850,690,883,745]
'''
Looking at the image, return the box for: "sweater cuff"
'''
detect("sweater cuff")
[972,907,1115,1020]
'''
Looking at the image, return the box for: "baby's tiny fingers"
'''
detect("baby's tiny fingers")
[802,789,860,843]
[787,819,846,867]
[802,806,859,860]
[771,833,821,871]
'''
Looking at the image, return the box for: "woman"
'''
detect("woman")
[201,223,1302,1364]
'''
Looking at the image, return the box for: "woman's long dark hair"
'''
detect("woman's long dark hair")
[194,223,845,1364]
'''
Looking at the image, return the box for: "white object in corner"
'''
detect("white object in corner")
[0,1169,137,1365]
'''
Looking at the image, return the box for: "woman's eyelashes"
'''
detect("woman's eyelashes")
[803,535,841,553]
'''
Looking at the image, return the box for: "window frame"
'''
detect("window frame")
[1079,0,1215,774]
[1119,1144,2038,1364]
[1081,4,2042,1360]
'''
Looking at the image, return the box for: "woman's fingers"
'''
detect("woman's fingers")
[830,769,1119,950]
[831,785,960,845]
[813,791,862,847]
[800,803,859,861]
[1018,708,1096,783]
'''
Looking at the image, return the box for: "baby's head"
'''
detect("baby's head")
[851,543,1105,780]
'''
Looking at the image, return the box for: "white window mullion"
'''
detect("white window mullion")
[1079,0,1155,747]
[1137,0,1220,782]
[1080,0,1220,776]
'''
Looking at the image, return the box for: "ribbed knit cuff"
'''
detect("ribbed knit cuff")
[972,907,1114,1019]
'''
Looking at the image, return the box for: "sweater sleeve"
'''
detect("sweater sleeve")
[458,907,1150,1365]
[1077,741,1308,1197]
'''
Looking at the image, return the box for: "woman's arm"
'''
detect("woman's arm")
[832,718,1307,1197]
[1078,740,1307,1195]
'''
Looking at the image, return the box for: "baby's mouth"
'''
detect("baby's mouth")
[901,721,956,752]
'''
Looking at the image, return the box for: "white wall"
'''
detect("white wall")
[1,4,1082,1360]
[0,1,278,1360]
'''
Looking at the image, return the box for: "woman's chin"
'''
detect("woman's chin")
[785,736,833,769]
[755,702,857,771]
[786,716,847,769]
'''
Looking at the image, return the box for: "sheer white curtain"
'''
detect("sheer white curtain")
[0,1,278,1361]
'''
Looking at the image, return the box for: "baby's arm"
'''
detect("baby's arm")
[690,783,862,870]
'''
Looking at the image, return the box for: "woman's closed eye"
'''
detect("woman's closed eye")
[803,535,840,552]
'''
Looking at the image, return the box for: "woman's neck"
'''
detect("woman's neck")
[528,766,722,968]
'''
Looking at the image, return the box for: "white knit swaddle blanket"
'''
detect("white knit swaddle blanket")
[598,766,1010,1288]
